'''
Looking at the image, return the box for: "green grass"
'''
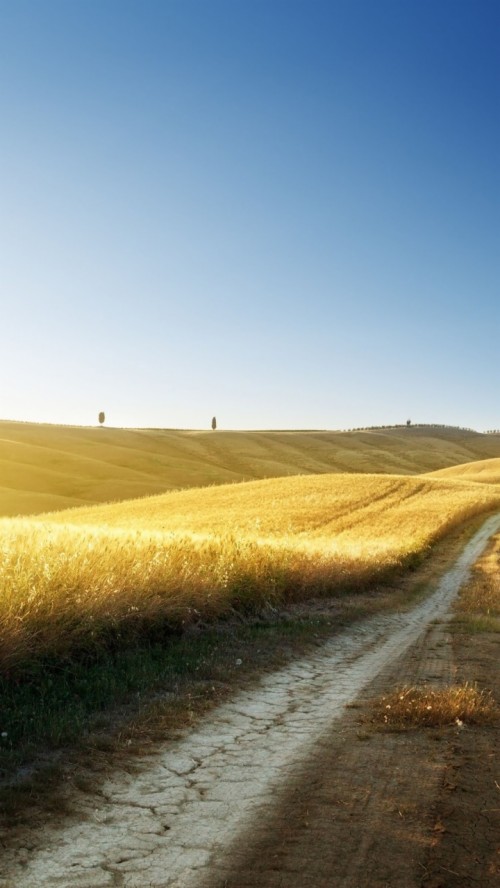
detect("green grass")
[0,633,212,773]
[453,614,500,634]
[0,610,345,780]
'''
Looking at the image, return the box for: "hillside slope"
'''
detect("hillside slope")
[1,420,500,516]
[45,471,500,548]
[426,457,500,485]
[5,471,500,672]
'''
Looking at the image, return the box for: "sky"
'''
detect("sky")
[1,0,498,431]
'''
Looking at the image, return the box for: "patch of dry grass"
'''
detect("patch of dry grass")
[372,683,499,729]
[1,472,500,674]
[454,532,500,635]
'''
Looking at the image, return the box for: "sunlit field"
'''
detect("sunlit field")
[2,472,500,674]
[2,420,500,516]
[427,457,500,485]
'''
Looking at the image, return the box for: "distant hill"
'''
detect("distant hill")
[1,420,500,517]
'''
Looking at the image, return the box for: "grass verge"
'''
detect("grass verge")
[0,605,359,784]
[370,683,499,730]
[0,604,367,827]
[453,530,500,632]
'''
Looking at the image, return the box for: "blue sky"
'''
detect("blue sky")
[1,0,498,430]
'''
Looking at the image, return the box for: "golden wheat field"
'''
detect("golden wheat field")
[427,457,500,485]
[2,420,500,516]
[2,470,500,673]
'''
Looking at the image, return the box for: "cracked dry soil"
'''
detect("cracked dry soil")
[2,515,500,888]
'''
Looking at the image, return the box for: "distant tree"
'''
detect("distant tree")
[406,418,411,427]
[211,416,217,431]
[98,411,105,426]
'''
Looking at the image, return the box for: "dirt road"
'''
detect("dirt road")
[2,514,500,888]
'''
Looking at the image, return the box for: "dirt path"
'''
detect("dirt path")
[2,514,499,888]
[209,620,456,888]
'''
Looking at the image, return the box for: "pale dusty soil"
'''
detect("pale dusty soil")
[1,515,499,888]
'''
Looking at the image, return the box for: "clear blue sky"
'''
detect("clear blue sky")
[1,0,498,430]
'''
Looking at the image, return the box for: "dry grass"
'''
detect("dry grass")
[455,531,500,631]
[1,472,500,674]
[372,683,499,729]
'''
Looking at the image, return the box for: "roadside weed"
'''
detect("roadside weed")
[372,683,499,729]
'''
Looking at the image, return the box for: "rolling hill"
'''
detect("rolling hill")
[2,420,500,517]
[426,457,500,485]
